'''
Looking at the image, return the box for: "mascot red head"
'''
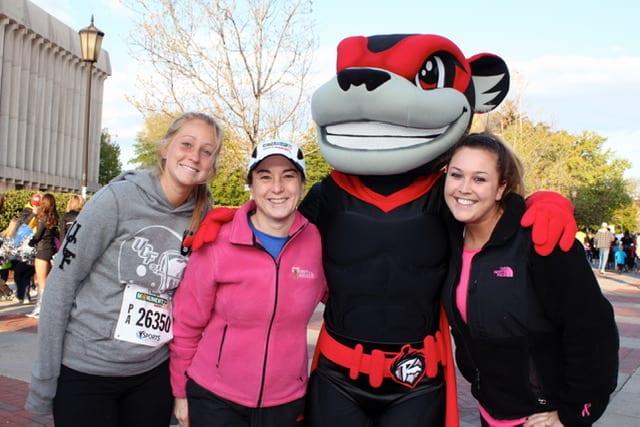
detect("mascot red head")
[312,34,509,175]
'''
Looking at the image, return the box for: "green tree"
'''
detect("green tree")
[211,167,248,207]
[612,202,639,235]
[480,102,636,232]
[573,181,633,232]
[130,113,178,170]
[99,129,123,184]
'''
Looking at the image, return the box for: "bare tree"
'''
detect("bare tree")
[123,0,316,161]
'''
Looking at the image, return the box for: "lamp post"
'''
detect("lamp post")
[78,16,104,198]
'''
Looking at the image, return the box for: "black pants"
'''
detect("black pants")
[53,361,173,427]
[187,378,305,427]
[12,261,34,301]
[305,355,445,427]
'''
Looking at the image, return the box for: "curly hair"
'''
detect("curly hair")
[37,193,60,228]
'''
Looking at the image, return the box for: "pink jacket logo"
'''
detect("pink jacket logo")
[493,266,514,278]
[292,267,315,279]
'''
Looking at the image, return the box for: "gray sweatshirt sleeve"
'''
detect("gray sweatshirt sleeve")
[25,188,119,414]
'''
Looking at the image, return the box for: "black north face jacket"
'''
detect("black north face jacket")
[442,193,619,426]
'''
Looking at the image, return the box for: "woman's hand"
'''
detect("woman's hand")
[523,410,563,427]
[173,398,189,427]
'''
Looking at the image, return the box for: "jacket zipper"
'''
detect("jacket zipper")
[254,242,283,408]
[257,260,279,408]
[216,324,228,367]
[252,226,303,407]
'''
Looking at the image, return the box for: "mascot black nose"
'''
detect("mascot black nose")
[337,68,391,92]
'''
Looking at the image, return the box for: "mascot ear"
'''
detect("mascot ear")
[468,53,510,113]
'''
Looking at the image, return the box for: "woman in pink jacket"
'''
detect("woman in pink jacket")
[170,139,328,427]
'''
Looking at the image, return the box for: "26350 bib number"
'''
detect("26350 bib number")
[136,307,172,333]
[115,284,173,347]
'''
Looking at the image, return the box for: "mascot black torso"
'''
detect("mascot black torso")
[302,173,447,344]
[300,34,510,427]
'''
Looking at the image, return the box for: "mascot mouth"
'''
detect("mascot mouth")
[323,121,450,150]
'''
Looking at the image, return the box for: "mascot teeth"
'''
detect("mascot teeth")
[324,122,448,150]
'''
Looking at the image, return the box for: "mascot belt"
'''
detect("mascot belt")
[314,324,447,389]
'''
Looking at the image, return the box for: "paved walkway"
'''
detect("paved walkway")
[1,268,640,426]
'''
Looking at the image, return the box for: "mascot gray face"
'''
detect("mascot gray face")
[311,34,509,175]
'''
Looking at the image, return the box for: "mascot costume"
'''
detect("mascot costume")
[185,33,577,427]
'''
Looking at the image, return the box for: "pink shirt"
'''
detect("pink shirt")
[456,248,480,323]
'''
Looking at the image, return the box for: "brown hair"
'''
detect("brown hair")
[446,132,525,205]
[36,193,59,228]
[156,112,224,234]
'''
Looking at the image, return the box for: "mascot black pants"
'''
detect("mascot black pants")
[305,355,445,426]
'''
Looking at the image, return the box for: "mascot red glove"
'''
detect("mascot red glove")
[183,207,237,252]
[521,191,578,256]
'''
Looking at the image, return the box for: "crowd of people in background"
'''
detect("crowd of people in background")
[0,192,86,313]
[579,224,639,274]
[1,194,42,306]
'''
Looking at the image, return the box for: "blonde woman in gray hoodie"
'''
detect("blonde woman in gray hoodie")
[26,112,223,427]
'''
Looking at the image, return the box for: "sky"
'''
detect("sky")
[28,0,640,178]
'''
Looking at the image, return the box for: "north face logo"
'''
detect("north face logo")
[493,266,514,277]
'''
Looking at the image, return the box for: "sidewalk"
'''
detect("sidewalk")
[2,268,640,426]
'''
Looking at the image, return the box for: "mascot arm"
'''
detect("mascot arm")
[183,207,237,252]
[521,191,578,256]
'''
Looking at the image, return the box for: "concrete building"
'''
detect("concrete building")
[0,0,111,193]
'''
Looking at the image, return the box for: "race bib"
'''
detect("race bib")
[114,284,173,347]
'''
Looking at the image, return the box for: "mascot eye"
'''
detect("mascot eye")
[415,55,445,90]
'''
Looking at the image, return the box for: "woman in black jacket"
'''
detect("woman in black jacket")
[59,195,85,239]
[441,133,619,426]
[28,193,59,318]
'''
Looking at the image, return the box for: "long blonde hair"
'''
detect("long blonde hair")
[156,112,224,234]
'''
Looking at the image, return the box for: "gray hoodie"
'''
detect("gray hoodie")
[26,170,203,415]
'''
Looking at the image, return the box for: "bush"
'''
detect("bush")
[0,190,80,231]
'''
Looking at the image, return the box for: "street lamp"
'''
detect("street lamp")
[78,16,104,198]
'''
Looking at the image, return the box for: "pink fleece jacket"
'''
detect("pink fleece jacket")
[169,201,327,408]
